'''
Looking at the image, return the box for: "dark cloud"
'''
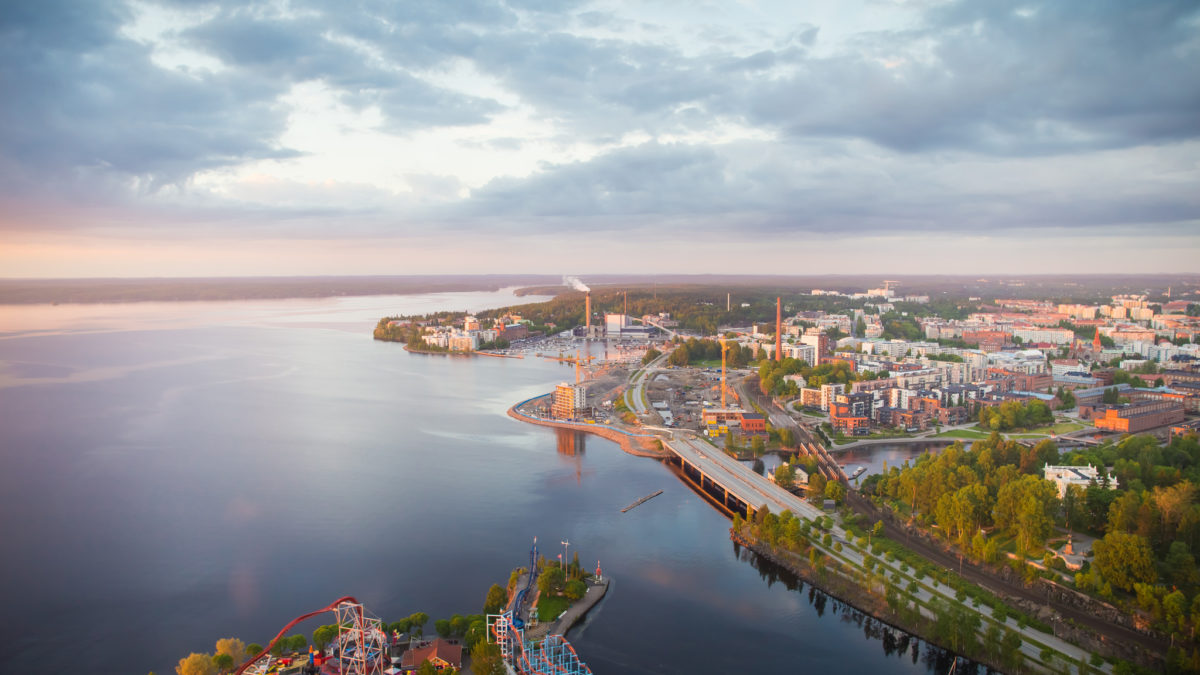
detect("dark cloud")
[0,0,295,196]
[0,0,1196,243]
[730,0,1200,154]
[453,138,1200,236]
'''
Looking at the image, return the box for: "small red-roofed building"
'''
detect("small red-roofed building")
[401,638,463,672]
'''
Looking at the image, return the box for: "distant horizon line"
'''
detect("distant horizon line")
[4,272,1200,282]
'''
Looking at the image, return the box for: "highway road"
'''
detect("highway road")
[664,433,827,522]
[625,349,669,415]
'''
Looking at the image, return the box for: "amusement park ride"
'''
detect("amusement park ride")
[233,597,387,675]
[231,538,592,675]
[487,537,594,675]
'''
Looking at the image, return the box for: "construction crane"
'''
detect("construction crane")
[543,351,596,384]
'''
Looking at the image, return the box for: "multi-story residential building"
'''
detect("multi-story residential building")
[783,343,817,365]
[448,334,478,352]
[800,330,830,361]
[552,382,587,419]
[820,383,845,411]
[798,387,823,408]
[1057,304,1098,320]
[1013,327,1075,344]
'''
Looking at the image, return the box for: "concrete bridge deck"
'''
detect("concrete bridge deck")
[664,434,824,521]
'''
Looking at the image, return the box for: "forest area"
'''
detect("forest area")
[862,431,1200,671]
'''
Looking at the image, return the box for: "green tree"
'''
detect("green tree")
[642,348,662,365]
[994,474,1058,551]
[808,472,827,502]
[538,566,566,596]
[417,660,438,675]
[471,640,507,675]
[245,644,262,658]
[1002,629,1023,671]
[751,436,765,456]
[668,345,689,366]
[1164,541,1200,589]
[211,654,233,672]
[408,612,429,637]
[214,639,246,668]
[484,583,507,614]
[779,428,795,448]
[1093,531,1157,592]
[312,625,337,651]
[564,579,587,601]
[435,619,451,637]
[176,653,217,675]
[824,481,845,505]
[775,463,795,490]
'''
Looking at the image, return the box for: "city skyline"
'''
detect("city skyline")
[2,1,1198,278]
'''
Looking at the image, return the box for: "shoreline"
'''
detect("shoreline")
[507,398,669,459]
[730,528,1012,673]
[528,576,611,642]
[402,344,473,357]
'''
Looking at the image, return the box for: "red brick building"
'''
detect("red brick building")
[1093,400,1185,433]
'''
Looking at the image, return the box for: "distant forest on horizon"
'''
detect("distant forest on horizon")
[1,273,1197,305]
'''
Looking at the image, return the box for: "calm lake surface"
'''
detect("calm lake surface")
[0,290,961,674]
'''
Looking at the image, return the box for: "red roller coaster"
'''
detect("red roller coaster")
[233,597,387,675]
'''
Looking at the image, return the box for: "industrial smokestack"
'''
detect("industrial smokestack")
[776,297,782,362]
[586,292,591,334]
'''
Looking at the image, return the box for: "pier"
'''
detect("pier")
[621,490,663,513]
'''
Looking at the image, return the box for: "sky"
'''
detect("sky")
[1,0,1198,278]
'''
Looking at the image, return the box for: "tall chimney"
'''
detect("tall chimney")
[585,292,591,335]
[775,297,782,362]
[727,293,730,312]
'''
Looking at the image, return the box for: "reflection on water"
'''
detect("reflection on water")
[732,540,980,675]
[834,441,964,479]
[555,429,590,485]
[556,428,587,456]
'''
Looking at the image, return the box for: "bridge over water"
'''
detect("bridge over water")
[663,434,825,522]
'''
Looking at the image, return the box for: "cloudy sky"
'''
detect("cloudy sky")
[1,0,1198,278]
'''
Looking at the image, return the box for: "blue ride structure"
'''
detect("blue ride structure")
[488,538,593,675]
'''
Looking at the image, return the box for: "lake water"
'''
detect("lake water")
[0,290,962,674]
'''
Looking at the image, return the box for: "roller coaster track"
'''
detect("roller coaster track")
[490,538,592,675]
[489,611,593,675]
[233,596,385,675]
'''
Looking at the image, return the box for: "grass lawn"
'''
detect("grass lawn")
[1023,421,1087,435]
[836,430,914,444]
[933,429,992,439]
[537,595,572,622]
[692,359,723,368]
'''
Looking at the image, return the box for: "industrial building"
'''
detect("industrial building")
[1092,400,1185,433]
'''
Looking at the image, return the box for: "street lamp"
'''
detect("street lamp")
[561,539,570,573]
